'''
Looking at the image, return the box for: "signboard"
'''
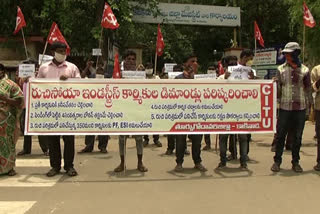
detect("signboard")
[39,54,53,65]
[253,50,277,66]
[228,65,251,80]
[131,2,241,27]
[194,74,217,79]
[18,64,35,78]
[25,79,276,135]
[168,72,183,79]
[164,63,177,73]
[92,48,102,56]
[122,71,146,79]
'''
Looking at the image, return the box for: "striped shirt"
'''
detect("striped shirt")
[276,63,312,111]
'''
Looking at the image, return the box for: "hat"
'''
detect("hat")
[282,42,301,53]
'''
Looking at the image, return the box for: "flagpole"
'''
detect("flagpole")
[154,51,158,76]
[21,28,28,59]
[254,29,257,71]
[303,24,306,63]
[40,41,48,65]
[96,28,104,70]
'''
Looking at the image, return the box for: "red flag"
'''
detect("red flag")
[47,22,70,54]
[101,3,119,29]
[13,6,26,35]
[156,24,165,56]
[218,61,224,75]
[113,53,121,79]
[254,21,265,48]
[303,2,316,28]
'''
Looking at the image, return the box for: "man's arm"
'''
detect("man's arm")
[303,70,313,107]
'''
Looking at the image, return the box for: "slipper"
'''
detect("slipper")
[114,164,125,173]
[66,168,78,176]
[137,164,148,172]
[47,168,60,177]
[7,169,17,176]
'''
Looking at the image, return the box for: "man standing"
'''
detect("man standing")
[271,42,312,173]
[78,60,109,154]
[311,64,320,171]
[37,42,80,177]
[216,55,249,170]
[114,50,148,173]
[174,54,207,172]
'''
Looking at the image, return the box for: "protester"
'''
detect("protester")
[37,42,80,177]
[165,64,190,156]
[78,60,109,154]
[311,64,320,171]
[143,64,162,147]
[271,42,312,173]
[174,54,207,172]
[0,63,24,176]
[114,50,148,173]
[216,55,249,170]
[16,59,49,156]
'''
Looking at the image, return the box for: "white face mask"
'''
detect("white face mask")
[246,60,253,67]
[89,67,96,75]
[54,52,67,63]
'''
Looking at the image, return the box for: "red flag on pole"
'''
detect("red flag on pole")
[47,22,70,54]
[254,21,265,48]
[113,53,121,79]
[303,2,316,28]
[156,24,165,56]
[218,61,224,75]
[101,3,119,30]
[13,6,26,35]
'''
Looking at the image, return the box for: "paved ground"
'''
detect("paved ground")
[0,121,319,214]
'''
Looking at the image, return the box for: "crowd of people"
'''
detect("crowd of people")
[1,41,320,178]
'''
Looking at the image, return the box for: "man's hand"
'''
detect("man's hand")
[224,72,231,79]
[0,94,8,102]
[60,75,68,81]
[316,79,320,89]
[272,77,278,82]
[249,71,255,79]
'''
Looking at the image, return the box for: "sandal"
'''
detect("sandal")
[66,168,78,177]
[114,164,125,172]
[194,163,208,172]
[137,164,148,172]
[46,168,60,177]
[7,169,17,176]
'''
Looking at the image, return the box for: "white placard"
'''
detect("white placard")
[164,63,177,73]
[122,71,146,79]
[168,72,183,79]
[19,64,35,78]
[92,48,102,56]
[131,2,241,27]
[228,65,251,80]
[39,54,53,64]
[194,74,217,79]
[253,51,277,65]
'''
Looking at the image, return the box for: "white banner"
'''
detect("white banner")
[131,2,241,27]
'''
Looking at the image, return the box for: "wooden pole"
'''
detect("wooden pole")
[21,28,29,59]
[40,41,48,65]
[303,24,306,63]
[96,28,104,70]
[154,51,158,75]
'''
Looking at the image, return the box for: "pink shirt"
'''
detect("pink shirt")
[38,61,80,79]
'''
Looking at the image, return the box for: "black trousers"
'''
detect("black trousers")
[84,135,108,151]
[167,135,176,151]
[144,135,160,143]
[204,134,211,146]
[315,110,320,163]
[176,135,202,165]
[48,135,75,170]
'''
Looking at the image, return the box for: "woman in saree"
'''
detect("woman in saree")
[0,63,24,176]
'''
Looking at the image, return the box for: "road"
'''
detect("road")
[0,121,319,214]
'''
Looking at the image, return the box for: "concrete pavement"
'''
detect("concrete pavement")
[0,121,319,214]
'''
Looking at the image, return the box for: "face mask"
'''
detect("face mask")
[54,52,66,63]
[145,69,153,76]
[246,60,253,67]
